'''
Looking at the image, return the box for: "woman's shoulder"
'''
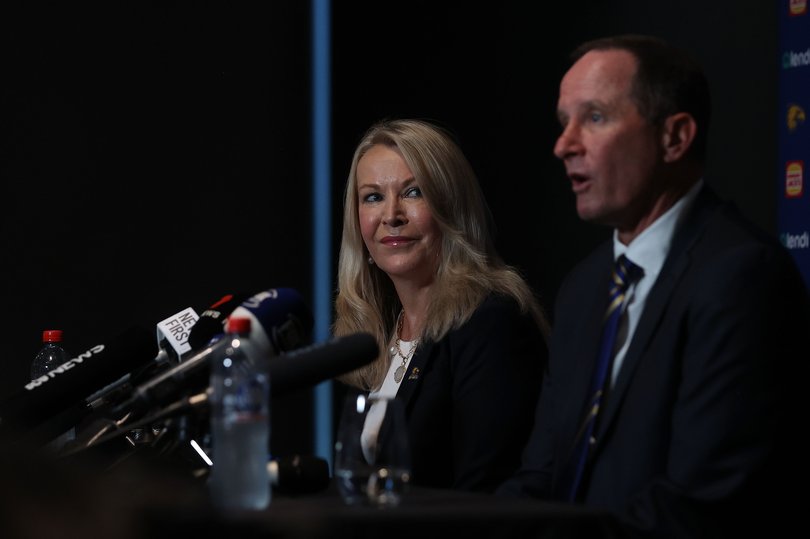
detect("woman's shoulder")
[460,292,537,336]
[444,292,548,367]
[473,292,524,318]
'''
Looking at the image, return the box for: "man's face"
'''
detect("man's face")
[554,49,663,237]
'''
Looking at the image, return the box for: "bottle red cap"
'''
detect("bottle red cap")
[227,317,251,335]
[42,330,63,343]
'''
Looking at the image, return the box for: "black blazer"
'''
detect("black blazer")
[390,294,547,493]
[499,185,810,537]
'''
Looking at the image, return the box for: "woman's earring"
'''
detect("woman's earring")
[368,256,375,265]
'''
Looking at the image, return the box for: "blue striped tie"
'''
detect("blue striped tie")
[567,254,640,502]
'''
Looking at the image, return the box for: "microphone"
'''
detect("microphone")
[269,332,378,397]
[0,326,156,440]
[114,339,225,416]
[187,288,313,356]
[80,291,251,414]
[186,291,254,351]
[155,307,199,360]
[114,288,315,415]
[116,331,378,418]
[69,332,378,455]
[0,291,250,447]
[230,288,314,355]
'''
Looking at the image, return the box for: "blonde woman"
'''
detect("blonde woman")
[333,118,549,492]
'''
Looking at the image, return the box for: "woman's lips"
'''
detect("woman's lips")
[381,236,414,246]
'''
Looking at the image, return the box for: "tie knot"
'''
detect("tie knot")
[612,255,641,293]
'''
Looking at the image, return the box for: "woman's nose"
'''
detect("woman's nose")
[382,197,406,227]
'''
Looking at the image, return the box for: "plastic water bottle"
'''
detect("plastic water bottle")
[31,329,76,448]
[208,316,271,510]
[31,330,70,379]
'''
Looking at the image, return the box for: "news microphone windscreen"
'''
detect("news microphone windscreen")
[269,332,378,397]
[230,288,314,355]
[0,326,156,436]
[187,291,253,351]
[121,289,314,414]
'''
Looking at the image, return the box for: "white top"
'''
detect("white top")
[360,339,416,462]
[609,179,703,387]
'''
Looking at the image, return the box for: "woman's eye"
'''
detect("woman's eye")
[362,192,381,203]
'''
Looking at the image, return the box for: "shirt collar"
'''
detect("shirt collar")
[613,179,704,277]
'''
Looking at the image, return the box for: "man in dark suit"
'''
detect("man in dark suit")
[498,34,810,537]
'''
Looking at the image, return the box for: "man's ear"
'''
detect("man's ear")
[661,112,697,163]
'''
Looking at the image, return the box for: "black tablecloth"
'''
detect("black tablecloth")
[0,444,621,539]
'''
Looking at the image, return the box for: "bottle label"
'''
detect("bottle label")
[221,377,268,420]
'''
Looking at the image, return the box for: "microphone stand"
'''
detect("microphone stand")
[59,390,211,475]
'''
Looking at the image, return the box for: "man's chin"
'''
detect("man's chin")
[575,200,601,223]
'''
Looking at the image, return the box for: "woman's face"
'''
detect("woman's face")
[356,144,442,287]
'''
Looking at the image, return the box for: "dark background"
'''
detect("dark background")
[0,2,777,458]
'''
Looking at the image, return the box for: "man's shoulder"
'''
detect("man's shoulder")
[677,184,784,254]
[685,198,794,269]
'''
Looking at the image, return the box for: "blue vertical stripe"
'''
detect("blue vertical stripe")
[311,0,333,469]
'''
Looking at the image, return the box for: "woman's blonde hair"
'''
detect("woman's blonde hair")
[334,118,548,389]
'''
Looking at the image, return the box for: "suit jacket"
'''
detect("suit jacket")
[499,185,810,537]
[389,293,547,493]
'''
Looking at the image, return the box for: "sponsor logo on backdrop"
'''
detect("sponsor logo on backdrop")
[781,231,810,249]
[788,103,806,132]
[786,161,804,198]
[783,48,810,69]
[790,0,807,16]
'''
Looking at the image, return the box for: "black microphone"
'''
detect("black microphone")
[186,291,254,351]
[69,333,378,455]
[114,340,224,416]
[0,326,156,440]
[269,332,378,397]
[0,292,249,448]
[188,288,313,356]
[114,288,315,415]
[229,288,314,355]
[73,292,252,416]
[117,331,378,420]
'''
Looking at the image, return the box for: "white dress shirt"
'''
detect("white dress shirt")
[609,179,703,386]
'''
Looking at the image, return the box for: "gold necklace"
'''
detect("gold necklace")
[389,310,419,383]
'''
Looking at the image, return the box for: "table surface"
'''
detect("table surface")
[0,443,623,539]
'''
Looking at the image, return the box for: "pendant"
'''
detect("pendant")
[394,365,405,383]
